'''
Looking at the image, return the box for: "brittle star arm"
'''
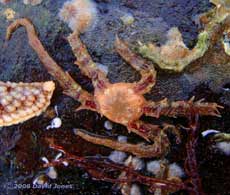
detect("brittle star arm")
[143,97,223,118]
[6,18,97,111]
[74,129,169,158]
[126,120,167,142]
[127,120,181,143]
[115,36,156,94]
[68,31,110,91]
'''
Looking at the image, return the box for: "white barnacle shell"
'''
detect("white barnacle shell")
[146,160,162,175]
[216,141,230,155]
[41,156,49,164]
[46,117,62,130]
[33,174,48,185]
[108,151,127,164]
[104,120,113,130]
[202,129,220,137]
[117,135,128,143]
[130,184,142,195]
[120,13,135,26]
[46,166,58,179]
[168,163,184,178]
[131,157,144,171]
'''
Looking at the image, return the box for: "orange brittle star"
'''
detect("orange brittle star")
[6,18,222,144]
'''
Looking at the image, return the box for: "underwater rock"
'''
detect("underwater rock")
[0,81,55,127]
[96,63,109,76]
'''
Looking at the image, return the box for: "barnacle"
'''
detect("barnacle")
[0,81,55,127]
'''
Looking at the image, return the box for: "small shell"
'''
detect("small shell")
[168,163,184,178]
[146,160,162,175]
[120,13,135,26]
[202,129,220,137]
[108,151,127,164]
[46,166,58,179]
[216,142,230,156]
[104,120,113,130]
[33,174,48,185]
[130,184,142,195]
[46,117,62,130]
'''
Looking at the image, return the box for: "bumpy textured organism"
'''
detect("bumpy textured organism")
[0,81,55,127]
[6,18,222,145]
[198,1,230,56]
[138,0,230,71]
[210,0,230,20]
[58,0,97,33]
[139,27,209,72]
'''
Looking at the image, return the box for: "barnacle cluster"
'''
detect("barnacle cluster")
[0,81,55,127]
[138,0,230,71]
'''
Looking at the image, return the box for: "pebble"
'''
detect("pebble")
[108,150,127,164]
[120,13,135,26]
[104,120,113,130]
[216,142,230,156]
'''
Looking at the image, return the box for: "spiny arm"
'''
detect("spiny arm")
[68,32,109,91]
[143,97,223,118]
[115,36,156,94]
[74,129,169,158]
[6,18,95,108]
